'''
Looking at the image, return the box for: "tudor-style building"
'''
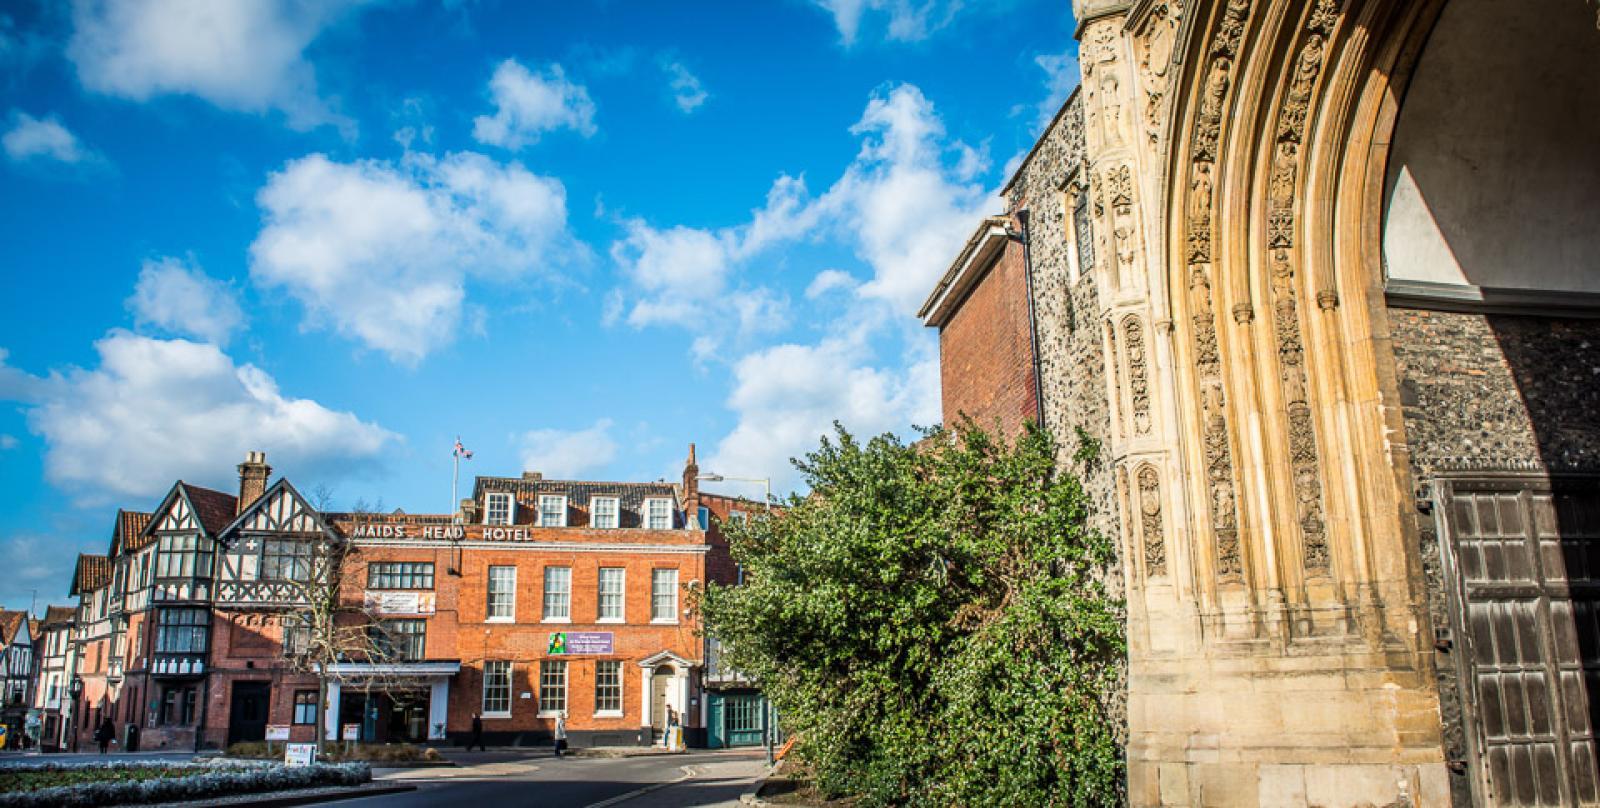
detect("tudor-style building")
[66,552,112,750]
[32,605,75,751]
[0,610,36,747]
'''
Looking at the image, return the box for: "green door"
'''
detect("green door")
[707,694,726,749]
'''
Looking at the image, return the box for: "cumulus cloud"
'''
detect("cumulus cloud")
[706,334,940,492]
[249,151,573,364]
[1,331,397,503]
[518,419,619,480]
[812,0,964,45]
[611,174,815,332]
[472,59,596,149]
[805,269,858,299]
[126,257,245,345]
[1029,49,1080,133]
[2,111,98,164]
[66,0,361,132]
[663,60,707,113]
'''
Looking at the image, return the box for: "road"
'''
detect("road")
[349,748,768,808]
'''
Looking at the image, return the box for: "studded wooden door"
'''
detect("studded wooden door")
[1441,478,1600,806]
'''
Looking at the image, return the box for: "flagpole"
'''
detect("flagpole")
[452,440,460,524]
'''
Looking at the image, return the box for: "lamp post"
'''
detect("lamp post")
[695,472,775,765]
[67,677,83,753]
[694,474,771,512]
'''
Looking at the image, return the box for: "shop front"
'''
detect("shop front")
[318,661,458,744]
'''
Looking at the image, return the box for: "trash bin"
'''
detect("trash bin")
[125,723,140,753]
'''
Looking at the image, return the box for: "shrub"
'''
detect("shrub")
[701,422,1124,806]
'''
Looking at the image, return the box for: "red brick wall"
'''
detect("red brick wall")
[936,242,1039,440]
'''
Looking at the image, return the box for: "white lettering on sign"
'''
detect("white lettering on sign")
[483,527,531,541]
[349,523,539,541]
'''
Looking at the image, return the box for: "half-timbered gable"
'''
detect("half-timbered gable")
[142,483,235,605]
[216,478,340,609]
[112,510,153,613]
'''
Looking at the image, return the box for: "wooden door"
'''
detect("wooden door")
[1442,478,1600,806]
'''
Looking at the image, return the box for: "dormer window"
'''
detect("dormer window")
[644,497,673,530]
[484,492,515,526]
[538,495,567,527]
[591,497,620,529]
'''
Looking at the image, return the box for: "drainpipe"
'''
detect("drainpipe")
[1014,209,1048,426]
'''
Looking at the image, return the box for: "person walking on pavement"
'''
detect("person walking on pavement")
[95,717,114,755]
[469,712,485,751]
[553,711,567,758]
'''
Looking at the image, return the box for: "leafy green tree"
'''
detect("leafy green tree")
[700,421,1124,806]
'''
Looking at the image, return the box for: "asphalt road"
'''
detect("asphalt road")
[346,749,768,808]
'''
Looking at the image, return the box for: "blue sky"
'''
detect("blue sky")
[0,0,1081,611]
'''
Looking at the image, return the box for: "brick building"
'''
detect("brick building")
[50,445,744,751]
[917,215,1042,439]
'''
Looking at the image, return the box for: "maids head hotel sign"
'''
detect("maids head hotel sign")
[346,522,533,542]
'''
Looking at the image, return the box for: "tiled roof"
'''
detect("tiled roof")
[474,476,680,528]
[118,510,154,552]
[71,553,112,595]
[0,610,25,646]
[182,483,239,534]
[40,605,75,630]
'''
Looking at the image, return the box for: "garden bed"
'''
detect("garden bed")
[224,741,444,764]
[0,759,371,808]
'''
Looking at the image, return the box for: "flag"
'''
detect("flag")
[453,437,473,459]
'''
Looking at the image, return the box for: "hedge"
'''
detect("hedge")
[0,758,371,808]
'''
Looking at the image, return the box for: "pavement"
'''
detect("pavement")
[355,748,770,807]
[0,748,204,765]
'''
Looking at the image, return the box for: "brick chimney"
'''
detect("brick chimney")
[237,451,271,514]
[682,443,700,515]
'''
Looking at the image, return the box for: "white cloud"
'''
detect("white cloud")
[706,333,939,492]
[2,331,397,503]
[126,257,245,345]
[66,0,360,132]
[0,434,16,450]
[611,174,816,332]
[472,59,596,150]
[1030,49,1080,133]
[3,111,97,164]
[828,84,998,311]
[812,0,964,45]
[250,151,573,364]
[518,419,619,480]
[805,269,858,299]
[663,60,707,113]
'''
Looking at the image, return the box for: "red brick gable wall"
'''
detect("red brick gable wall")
[937,242,1039,440]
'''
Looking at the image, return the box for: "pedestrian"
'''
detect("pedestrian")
[553,711,567,758]
[469,712,485,751]
[95,717,114,755]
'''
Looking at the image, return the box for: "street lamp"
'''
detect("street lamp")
[67,677,83,752]
[696,472,776,766]
[695,474,771,511]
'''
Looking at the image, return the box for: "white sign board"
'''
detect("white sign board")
[265,725,291,741]
[342,723,361,741]
[364,591,437,616]
[284,743,316,767]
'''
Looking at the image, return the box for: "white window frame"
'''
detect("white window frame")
[538,495,568,527]
[484,492,515,526]
[590,496,620,529]
[487,566,516,623]
[597,567,625,623]
[594,660,623,717]
[651,568,679,624]
[729,509,747,526]
[538,660,567,718]
[542,566,571,623]
[482,660,512,718]
[644,497,673,530]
